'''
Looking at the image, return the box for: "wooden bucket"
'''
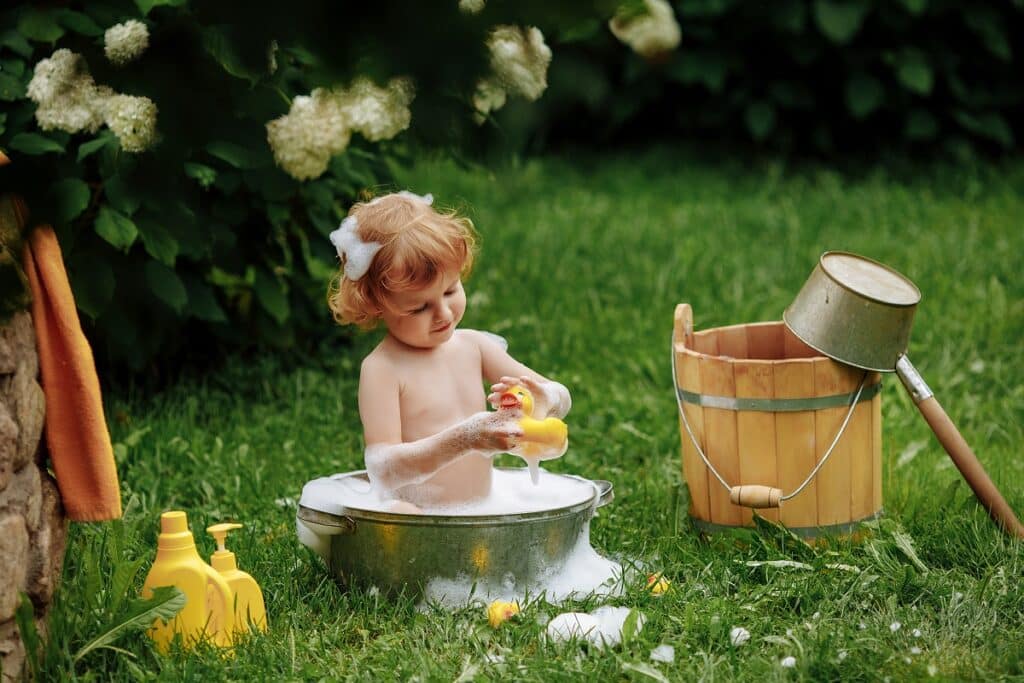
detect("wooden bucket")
[673,304,883,538]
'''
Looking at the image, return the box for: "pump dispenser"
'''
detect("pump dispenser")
[141,511,235,650]
[207,522,268,633]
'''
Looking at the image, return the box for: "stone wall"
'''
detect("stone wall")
[0,311,66,682]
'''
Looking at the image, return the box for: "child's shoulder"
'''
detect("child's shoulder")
[456,328,508,352]
[360,342,398,376]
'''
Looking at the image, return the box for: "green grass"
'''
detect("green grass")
[38,148,1024,681]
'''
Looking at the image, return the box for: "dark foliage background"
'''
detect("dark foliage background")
[1,0,1021,372]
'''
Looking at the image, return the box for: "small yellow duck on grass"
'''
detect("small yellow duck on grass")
[487,600,521,628]
[646,572,671,596]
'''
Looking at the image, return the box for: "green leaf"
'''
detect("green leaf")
[184,162,217,188]
[666,50,729,92]
[14,594,42,680]
[0,112,7,137]
[9,133,65,156]
[895,50,933,95]
[0,72,25,101]
[965,9,1012,61]
[1,30,34,58]
[55,9,104,37]
[891,528,929,573]
[954,111,1014,148]
[207,141,263,169]
[134,0,188,16]
[253,267,289,323]
[184,277,227,322]
[845,74,884,118]
[95,206,138,251]
[50,178,91,224]
[104,175,142,215]
[78,134,113,163]
[144,261,188,313]
[68,253,115,318]
[202,26,262,83]
[621,662,670,683]
[744,101,776,140]
[136,216,179,266]
[904,109,937,140]
[900,0,927,14]
[621,608,642,646]
[74,586,186,663]
[17,8,65,43]
[814,0,869,44]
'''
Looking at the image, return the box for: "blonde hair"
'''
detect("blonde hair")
[327,193,477,328]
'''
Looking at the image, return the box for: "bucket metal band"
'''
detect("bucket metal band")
[690,510,883,539]
[675,381,880,412]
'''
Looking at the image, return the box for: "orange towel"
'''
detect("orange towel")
[22,223,122,521]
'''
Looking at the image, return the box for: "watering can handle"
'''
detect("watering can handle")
[897,356,1024,539]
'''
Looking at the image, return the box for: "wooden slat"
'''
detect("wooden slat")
[813,361,860,527]
[745,322,785,360]
[692,329,719,356]
[848,371,880,521]
[678,348,711,524]
[700,355,742,526]
[735,360,779,522]
[774,359,817,529]
[872,374,883,514]
[718,324,749,359]
[782,325,818,359]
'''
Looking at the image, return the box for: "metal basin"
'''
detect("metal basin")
[296,470,614,599]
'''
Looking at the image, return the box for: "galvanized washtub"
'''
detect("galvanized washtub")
[296,469,614,600]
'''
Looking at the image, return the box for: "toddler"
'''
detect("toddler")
[327,191,571,509]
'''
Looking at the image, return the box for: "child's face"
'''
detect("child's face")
[381,269,466,349]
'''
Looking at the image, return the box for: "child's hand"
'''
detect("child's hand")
[467,410,525,453]
[488,376,553,415]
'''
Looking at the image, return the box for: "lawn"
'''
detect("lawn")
[39,148,1024,681]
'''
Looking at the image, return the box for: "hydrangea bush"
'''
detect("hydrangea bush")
[0,2,610,370]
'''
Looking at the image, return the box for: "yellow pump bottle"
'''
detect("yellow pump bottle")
[499,385,568,455]
[207,523,268,634]
[141,511,235,651]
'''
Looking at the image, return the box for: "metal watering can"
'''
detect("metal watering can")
[785,251,1024,539]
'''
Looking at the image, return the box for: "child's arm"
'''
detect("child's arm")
[471,331,572,418]
[358,355,524,491]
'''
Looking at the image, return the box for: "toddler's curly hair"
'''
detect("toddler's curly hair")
[327,193,478,328]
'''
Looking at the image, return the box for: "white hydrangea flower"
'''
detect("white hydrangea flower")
[340,77,415,142]
[609,0,681,60]
[103,94,158,152]
[27,49,106,133]
[780,656,797,668]
[487,25,551,101]
[266,88,351,181]
[27,48,159,152]
[472,77,507,124]
[459,0,485,14]
[104,19,150,66]
[266,76,415,180]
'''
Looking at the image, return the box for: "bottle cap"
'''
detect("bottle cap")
[161,511,188,534]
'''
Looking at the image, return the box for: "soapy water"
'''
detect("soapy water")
[301,467,595,516]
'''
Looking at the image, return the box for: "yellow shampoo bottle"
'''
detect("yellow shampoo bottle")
[207,523,268,634]
[141,511,235,651]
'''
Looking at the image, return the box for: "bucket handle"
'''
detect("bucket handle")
[671,333,869,509]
